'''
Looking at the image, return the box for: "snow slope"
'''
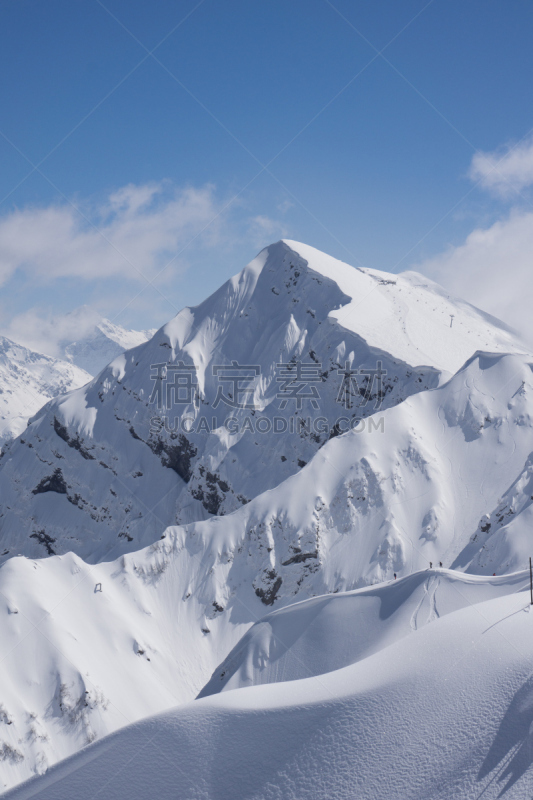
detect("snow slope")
[0,240,527,563]
[0,543,252,790]
[0,453,532,793]
[6,569,533,800]
[199,568,528,696]
[0,337,91,448]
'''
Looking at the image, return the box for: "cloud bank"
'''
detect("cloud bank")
[4,306,104,360]
[0,181,293,355]
[418,208,533,343]
[469,136,533,197]
[0,182,223,287]
[412,134,533,345]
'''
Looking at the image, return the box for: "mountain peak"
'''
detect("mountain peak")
[60,314,155,376]
[261,240,529,375]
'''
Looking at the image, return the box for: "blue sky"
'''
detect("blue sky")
[1,0,533,350]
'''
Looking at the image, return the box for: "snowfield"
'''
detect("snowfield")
[1,240,533,794]
[5,570,533,800]
[199,568,530,696]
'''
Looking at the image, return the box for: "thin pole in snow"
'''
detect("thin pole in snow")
[530,557,532,606]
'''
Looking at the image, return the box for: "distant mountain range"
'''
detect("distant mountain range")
[56,307,156,376]
[0,315,154,449]
[0,337,91,447]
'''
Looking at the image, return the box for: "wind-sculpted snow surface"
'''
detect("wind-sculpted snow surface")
[0,241,526,563]
[6,570,533,800]
[198,569,528,695]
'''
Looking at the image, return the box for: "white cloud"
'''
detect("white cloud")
[469,137,533,197]
[0,181,303,356]
[417,208,533,344]
[0,182,224,287]
[4,306,103,359]
[277,199,294,214]
[248,215,288,248]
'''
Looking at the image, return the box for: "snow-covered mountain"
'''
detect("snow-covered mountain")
[0,240,526,564]
[6,569,533,800]
[0,337,91,448]
[1,239,532,793]
[57,309,155,376]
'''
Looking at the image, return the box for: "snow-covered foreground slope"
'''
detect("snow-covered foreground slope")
[0,491,531,794]
[0,240,527,563]
[0,338,91,448]
[0,543,251,791]
[6,569,533,800]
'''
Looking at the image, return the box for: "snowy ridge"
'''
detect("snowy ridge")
[198,568,529,696]
[284,240,525,374]
[5,569,533,800]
